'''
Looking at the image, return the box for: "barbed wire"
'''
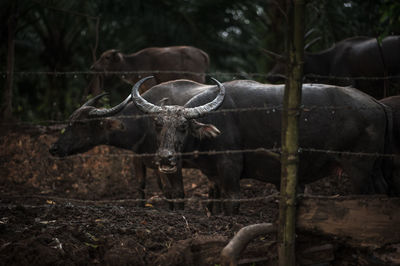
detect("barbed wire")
[1,70,400,81]
[304,73,400,81]
[299,148,399,158]
[0,193,393,208]
[0,193,281,205]
[49,147,281,160]
[0,104,391,127]
[0,70,262,78]
[44,146,400,161]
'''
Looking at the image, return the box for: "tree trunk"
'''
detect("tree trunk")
[220,195,400,266]
[220,223,276,266]
[1,2,17,122]
[278,0,305,265]
[83,16,101,98]
[297,195,400,248]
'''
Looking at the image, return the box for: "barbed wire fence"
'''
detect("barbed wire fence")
[2,69,400,206]
[2,69,400,80]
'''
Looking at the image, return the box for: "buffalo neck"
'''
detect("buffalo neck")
[304,50,333,77]
[107,127,135,150]
[123,54,145,70]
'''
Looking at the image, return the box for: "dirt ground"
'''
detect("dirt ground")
[0,125,397,265]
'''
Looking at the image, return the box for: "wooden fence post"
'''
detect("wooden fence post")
[278,0,305,265]
[1,1,17,122]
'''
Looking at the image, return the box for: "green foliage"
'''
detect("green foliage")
[380,0,400,37]
[305,0,399,51]
[1,0,399,122]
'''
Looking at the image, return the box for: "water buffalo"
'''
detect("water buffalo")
[267,36,400,99]
[132,77,391,215]
[379,95,400,194]
[49,79,213,209]
[91,46,210,93]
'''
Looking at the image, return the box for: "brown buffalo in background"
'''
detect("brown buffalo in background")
[90,46,210,93]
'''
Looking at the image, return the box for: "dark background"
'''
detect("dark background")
[1,0,399,122]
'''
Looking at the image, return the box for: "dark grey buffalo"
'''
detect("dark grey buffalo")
[49,79,213,209]
[267,36,400,99]
[132,77,392,215]
[91,46,210,93]
[380,95,400,194]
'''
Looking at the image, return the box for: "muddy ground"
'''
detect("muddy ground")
[0,125,397,265]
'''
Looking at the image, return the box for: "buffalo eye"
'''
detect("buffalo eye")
[178,124,188,132]
[153,119,163,130]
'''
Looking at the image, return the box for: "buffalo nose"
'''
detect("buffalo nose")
[158,149,176,164]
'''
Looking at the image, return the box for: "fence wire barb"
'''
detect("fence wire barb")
[2,70,400,81]
[0,104,393,127]
[304,73,400,81]
[0,193,280,205]
[0,70,269,78]
[48,147,282,160]
[44,146,400,161]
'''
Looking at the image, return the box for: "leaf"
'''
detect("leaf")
[84,242,98,248]
[86,232,99,241]
[39,220,56,224]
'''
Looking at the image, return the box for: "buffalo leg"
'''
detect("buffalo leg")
[221,179,241,215]
[207,181,222,214]
[133,158,147,207]
[218,155,242,215]
[170,166,185,210]
[158,166,185,210]
[391,157,400,195]
[371,158,389,194]
[341,159,378,194]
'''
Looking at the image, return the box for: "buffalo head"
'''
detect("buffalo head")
[131,76,225,173]
[90,49,124,72]
[264,50,287,83]
[49,93,130,157]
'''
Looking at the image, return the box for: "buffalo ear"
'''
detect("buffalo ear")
[157,97,169,106]
[104,118,125,131]
[190,120,220,139]
[113,51,123,62]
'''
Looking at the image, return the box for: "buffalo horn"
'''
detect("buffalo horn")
[304,36,322,50]
[261,48,285,61]
[131,76,163,113]
[79,92,131,117]
[183,77,225,119]
[81,92,108,107]
[88,93,131,117]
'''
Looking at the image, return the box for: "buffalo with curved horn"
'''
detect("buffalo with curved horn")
[50,93,131,157]
[131,76,225,174]
[49,80,215,210]
[131,76,225,119]
[133,77,392,215]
